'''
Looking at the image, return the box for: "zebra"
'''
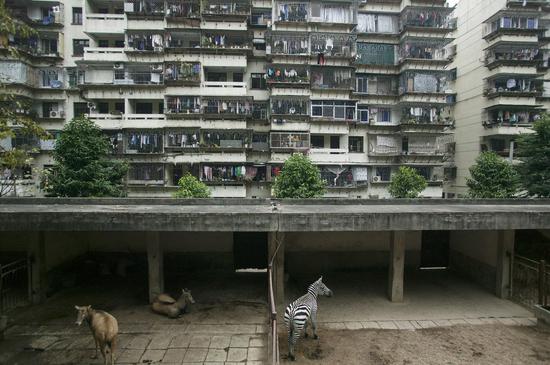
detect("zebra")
[284,276,333,361]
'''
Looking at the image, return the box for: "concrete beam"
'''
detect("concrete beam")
[28,232,46,304]
[388,231,409,302]
[268,232,285,308]
[147,232,164,303]
[496,230,514,299]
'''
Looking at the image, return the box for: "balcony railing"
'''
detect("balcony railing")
[164,62,201,84]
[125,131,164,154]
[202,99,251,117]
[484,78,541,98]
[166,0,200,18]
[398,39,451,62]
[311,67,354,90]
[165,96,201,115]
[369,145,400,155]
[266,64,309,85]
[127,34,164,52]
[355,76,398,96]
[201,0,250,16]
[484,47,540,68]
[271,98,309,116]
[268,34,309,55]
[400,71,451,94]
[310,33,356,58]
[84,14,125,33]
[483,15,539,39]
[166,129,200,148]
[113,71,164,85]
[401,7,456,31]
[401,107,453,125]
[356,43,396,66]
[201,33,252,50]
[270,132,310,150]
[201,130,251,149]
[124,0,165,16]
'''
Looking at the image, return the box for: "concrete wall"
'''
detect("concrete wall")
[449,230,498,292]
[285,231,422,274]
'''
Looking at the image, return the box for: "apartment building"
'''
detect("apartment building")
[446,0,550,197]
[0,0,456,198]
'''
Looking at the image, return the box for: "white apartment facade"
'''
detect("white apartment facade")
[446,0,550,197]
[1,0,456,198]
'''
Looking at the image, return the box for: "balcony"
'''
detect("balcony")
[164,62,201,85]
[201,0,250,18]
[124,0,165,18]
[309,149,349,164]
[201,32,252,54]
[275,1,309,23]
[483,109,542,130]
[128,164,165,186]
[400,106,454,127]
[126,33,164,53]
[9,35,63,59]
[266,64,309,87]
[164,31,201,52]
[202,98,252,119]
[81,68,164,87]
[310,33,356,59]
[251,133,269,152]
[270,132,310,151]
[356,43,396,67]
[484,78,542,99]
[368,144,401,156]
[400,6,456,33]
[83,47,127,62]
[165,96,201,118]
[484,46,540,70]
[355,75,399,97]
[84,14,125,35]
[311,100,356,122]
[201,81,247,97]
[200,130,251,150]
[165,129,200,149]
[268,33,309,56]
[310,67,354,91]
[398,37,453,65]
[320,167,363,189]
[124,130,164,154]
[166,0,200,20]
[250,102,269,121]
[483,14,540,41]
[0,60,39,88]
[357,13,399,34]
[271,98,309,118]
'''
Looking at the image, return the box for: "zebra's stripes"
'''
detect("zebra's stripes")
[284,276,333,361]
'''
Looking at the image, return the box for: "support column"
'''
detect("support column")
[268,231,285,307]
[496,230,514,299]
[147,231,164,303]
[28,231,46,304]
[388,231,407,302]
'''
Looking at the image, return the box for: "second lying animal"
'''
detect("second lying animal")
[151,288,195,318]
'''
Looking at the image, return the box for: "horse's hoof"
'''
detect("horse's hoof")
[314,334,319,340]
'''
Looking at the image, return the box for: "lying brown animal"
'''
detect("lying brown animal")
[75,305,118,365]
[151,288,195,318]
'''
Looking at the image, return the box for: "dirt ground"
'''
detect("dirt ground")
[279,324,550,365]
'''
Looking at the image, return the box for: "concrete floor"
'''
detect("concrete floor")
[0,271,268,365]
[283,270,533,324]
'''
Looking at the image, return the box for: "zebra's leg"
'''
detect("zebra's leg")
[303,318,309,338]
[311,310,319,339]
[288,327,296,361]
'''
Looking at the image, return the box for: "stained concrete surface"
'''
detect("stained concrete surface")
[0,271,268,365]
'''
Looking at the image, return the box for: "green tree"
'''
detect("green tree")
[388,166,428,198]
[0,0,48,196]
[273,153,325,198]
[516,114,550,197]
[174,173,210,198]
[46,117,128,197]
[466,151,520,199]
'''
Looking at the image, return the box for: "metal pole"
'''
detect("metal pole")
[538,260,546,305]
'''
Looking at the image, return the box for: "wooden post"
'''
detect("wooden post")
[147,232,164,303]
[388,231,406,302]
[28,232,46,304]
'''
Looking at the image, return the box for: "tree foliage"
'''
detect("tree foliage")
[273,153,325,198]
[466,151,520,199]
[516,114,550,197]
[388,166,428,198]
[0,0,47,196]
[174,173,210,198]
[46,117,128,197]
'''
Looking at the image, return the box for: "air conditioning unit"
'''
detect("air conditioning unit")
[52,6,60,13]
[372,176,381,183]
[114,63,124,69]
[49,110,58,118]
[87,102,96,110]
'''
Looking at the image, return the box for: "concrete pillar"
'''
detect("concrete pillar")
[28,232,46,304]
[496,230,514,299]
[147,232,164,303]
[268,231,285,307]
[388,231,408,302]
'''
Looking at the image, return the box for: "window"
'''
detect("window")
[136,103,153,114]
[311,100,356,120]
[72,7,82,24]
[376,167,391,182]
[356,75,368,93]
[98,40,109,48]
[97,102,109,114]
[357,106,369,123]
[73,39,89,56]
[233,73,244,82]
[42,102,57,117]
[114,40,125,48]
[114,102,125,113]
[378,108,391,123]
[349,137,364,153]
[311,135,325,148]
[251,73,266,89]
[74,102,87,117]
